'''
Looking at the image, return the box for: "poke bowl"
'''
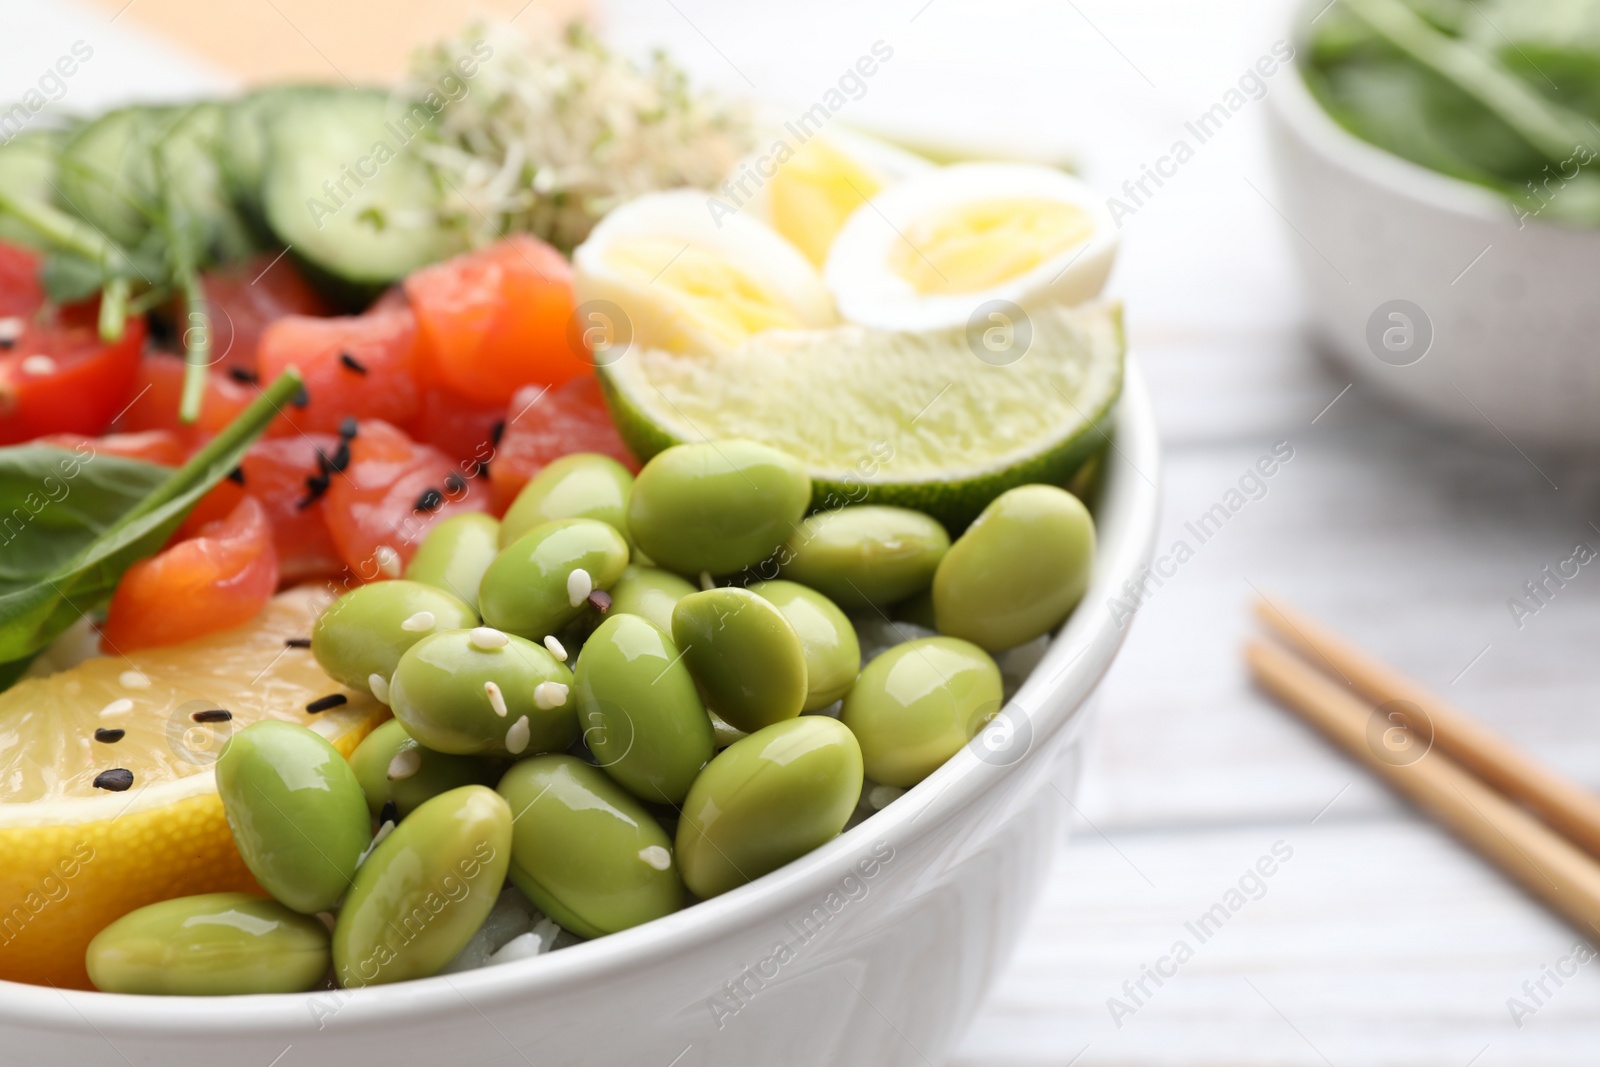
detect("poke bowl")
[0,17,1159,1067]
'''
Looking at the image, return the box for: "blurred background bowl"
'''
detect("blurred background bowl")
[1267,0,1600,449]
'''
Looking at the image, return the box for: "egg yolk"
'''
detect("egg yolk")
[768,138,884,267]
[604,236,804,351]
[889,197,1093,295]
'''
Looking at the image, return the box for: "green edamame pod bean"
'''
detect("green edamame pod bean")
[933,485,1095,652]
[748,580,860,711]
[333,785,512,987]
[312,580,477,698]
[350,718,502,819]
[86,893,330,995]
[608,564,697,634]
[672,587,808,733]
[498,755,682,938]
[841,637,1002,787]
[478,518,630,640]
[574,613,714,805]
[500,453,634,547]
[404,513,501,613]
[628,439,811,576]
[215,721,370,914]
[675,717,863,899]
[779,506,950,610]
[389,629,577,758]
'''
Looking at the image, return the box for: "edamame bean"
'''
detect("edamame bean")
[500,453,634,547]
[608,565,697,634]
[672,587,808,733]
[350,718,502,819]
[389,629,577,758]
[312,580,477,698]
[498,755,683,938]
[86,893,330,995]
[748,580,860,711]
[478,518,630,640]
[628,440,811,576]
[840,637,1002,787]
[779,506,950,610]
[574,613,714,805]
[215,721,370,913]
[333,785,512,987]
[675,717,863,899]
[404,513,501,613]
[933,485,1095,652]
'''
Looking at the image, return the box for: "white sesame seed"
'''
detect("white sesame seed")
[400,610,436,633]
[357,819,395,868]
[506,715,531,755]
[484,680,508,718]
[534,681,568,710]
[98,698,134,718]
[20,354,57,377]
[375,545,402,578]
[868,784,906,810]
[638,846,672,871]
[566,568,592,607]
[387,748,422,781]
[368,673,391,703]
[543,635,567,661]
[489,931,546,966]
[0,316,23,343]
[699,571,715,591]
[118,670,150,690]
[470,626,508,650]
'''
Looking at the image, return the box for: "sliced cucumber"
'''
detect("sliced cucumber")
[219,84,333,215]
[260,89,462,298]
[0,128,66,250]
[54,103,255,264]
[55,105,183,246]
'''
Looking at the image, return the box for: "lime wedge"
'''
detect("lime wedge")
[599,301,1124,530]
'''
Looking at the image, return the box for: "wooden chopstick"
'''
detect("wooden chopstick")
[1246,639,1600,937]
[1254,596,1600,860]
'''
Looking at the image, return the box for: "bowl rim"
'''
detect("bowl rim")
[0,358,1164,1036]
[1270,0,1537,231]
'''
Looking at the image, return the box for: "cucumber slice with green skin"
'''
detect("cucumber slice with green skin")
[54,103,256,265]
[55,105,183,247]
[260,90,462,298]
[219,85,335,216]
[0,128,66,250]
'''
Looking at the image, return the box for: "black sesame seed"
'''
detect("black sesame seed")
[489,420,505,446]
[226,466,246,486]
[444,472,467,494]
[291,385,310,408]
[339,351,368,375]
[414,487,444,512]
[191,708,233,724]
[93,768,134,792]
[378,799,399,827]
[93,728,125,744]
[475,462,491,480]
[588,589,613,613]
[320,439,351,475]
[0,338,14,351]
[298,472,330,510]
[338,416,359,439]
[227,366,259,385]
[285,637,312,649]
[305,693,348,714]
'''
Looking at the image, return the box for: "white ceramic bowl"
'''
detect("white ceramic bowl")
[0,364,1160,1067]
[1267,2,1600,447]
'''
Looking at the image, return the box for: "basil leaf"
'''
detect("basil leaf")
[0,369,303,665]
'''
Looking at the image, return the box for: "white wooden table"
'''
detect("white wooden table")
[12,0,1600,1061]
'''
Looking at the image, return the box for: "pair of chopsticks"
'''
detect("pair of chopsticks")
[1246,599,1600,936]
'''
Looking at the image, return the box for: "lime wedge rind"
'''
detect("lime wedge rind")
[599,301,1125,530]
